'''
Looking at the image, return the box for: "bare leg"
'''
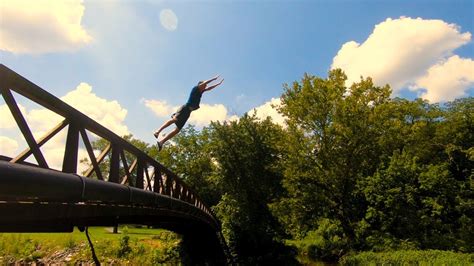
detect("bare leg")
[154,118,177,138]
[158,126,181,146]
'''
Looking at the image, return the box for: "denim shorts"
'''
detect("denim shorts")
[172,105,192,130]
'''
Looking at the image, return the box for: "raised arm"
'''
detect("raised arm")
[204,78,224,92]
[201,75,220,86]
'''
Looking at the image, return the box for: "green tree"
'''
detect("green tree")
[440,98,474,252]
[271,70,392,244]
[210,115,295,264]
[361,97,473,252]
[156,126,221,206]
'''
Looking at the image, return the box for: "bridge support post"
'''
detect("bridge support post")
[181,226,229,265]
[136,160,144,189]
[109,145,120,183]
[63,122,79,173]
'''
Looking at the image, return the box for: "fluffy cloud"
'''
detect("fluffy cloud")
[252,98,286,126]
[0,0,92,54]
[331,17,472,102]
[143,99,176,117]
[62,83,129,136]
[190,104,238,126]
[25,109,63,138]
[412,56,474,102]
[0,104,25,129]
[0,136,19,156]
[0,83,129,171]
[160,9,178,31]
[143,99,237,126]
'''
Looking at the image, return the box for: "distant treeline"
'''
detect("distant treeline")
[98,69,473,264]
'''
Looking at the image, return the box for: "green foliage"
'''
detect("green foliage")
[356,98,473,253]
[272,70,392,241]
[151,245,182,264]
[0,234,41,262]
[117,234,132,258]
[361,152,462,251]
[65,235,77,249]
[288,219,348,262]
[209,115,295,264]
[152,230,180,241]
[340,250,474,265]
[271,70,473,259]
[157,126,221,205]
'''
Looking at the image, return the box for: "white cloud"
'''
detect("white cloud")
[143,99,176,117]
[252,98,286,126]
[0,104,26,129]
[62,83,129,137]
[190,104,236,126]
[412,55,474,102]
[228,115,240,122]
[0,0,92,54]
[25,109,63,138]
[160,9,178,31]
[331,17,472,102]
[0,136,18,156]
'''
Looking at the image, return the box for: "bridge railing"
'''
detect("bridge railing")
[0,64,213,219]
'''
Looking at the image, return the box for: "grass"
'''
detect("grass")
[294,247,473,265]
[339,250,474,265]
[0,226,183,264]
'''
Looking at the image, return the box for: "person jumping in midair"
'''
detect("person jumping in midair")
[154,75,224,151]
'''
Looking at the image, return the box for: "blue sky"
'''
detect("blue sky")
[1,0,473,161]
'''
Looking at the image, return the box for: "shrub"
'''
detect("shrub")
[151,246,181,264]
[117,235,132,258]
[65,236,77,249]
[289,219,349,262]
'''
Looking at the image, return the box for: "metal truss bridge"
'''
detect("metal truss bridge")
[0,64,229,263]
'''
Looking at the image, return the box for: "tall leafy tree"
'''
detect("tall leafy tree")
[438,98,474,252]
[209,115,294,264]
[271,70,392,242]
[361,97,473,252]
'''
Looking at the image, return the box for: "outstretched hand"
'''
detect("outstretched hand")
[205,77,224,92]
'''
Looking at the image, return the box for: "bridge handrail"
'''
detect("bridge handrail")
[0,64,215,224]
